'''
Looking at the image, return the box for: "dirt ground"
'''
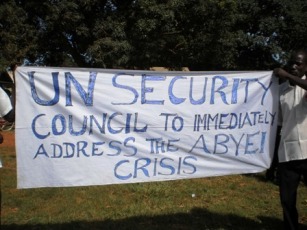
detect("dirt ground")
[0,131,15,148]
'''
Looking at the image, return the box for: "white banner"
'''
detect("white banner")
[15,67,278,188]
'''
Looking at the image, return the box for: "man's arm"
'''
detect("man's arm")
[274,68,307,90]
[3,109,14,123]
[2,64,17,123]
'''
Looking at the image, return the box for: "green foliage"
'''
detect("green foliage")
[0,0,38,69]
[0,0,306,70]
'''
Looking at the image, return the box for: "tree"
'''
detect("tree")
[0,0,306,70]
[0,0,38,69]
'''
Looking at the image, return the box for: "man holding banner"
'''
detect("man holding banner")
[274,48,307,230]
[0,86,14,168]
[0,63,16,167]
[0,87,14,140]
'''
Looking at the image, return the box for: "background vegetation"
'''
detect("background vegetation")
[1,0,307,70]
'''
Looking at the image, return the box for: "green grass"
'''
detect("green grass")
[1,140,307,229]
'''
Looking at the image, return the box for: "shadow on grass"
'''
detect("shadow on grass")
[243,173,279,186]
[2,207,291,230]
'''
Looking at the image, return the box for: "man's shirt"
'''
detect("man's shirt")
[278,76,307,162]
[0,87,12,117]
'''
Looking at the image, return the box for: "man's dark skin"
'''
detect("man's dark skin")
[2,108,14,123]
[274,50,307,87]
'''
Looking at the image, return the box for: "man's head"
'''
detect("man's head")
[285,48,307,78]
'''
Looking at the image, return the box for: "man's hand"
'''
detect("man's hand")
[273,68,289,80]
